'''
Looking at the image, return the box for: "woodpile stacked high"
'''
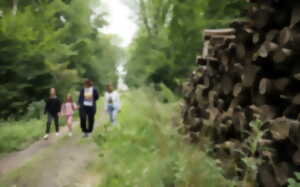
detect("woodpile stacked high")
[182,0,300,186]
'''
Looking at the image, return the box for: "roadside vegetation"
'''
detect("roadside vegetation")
[93,88,235,187]
[0,101,73,155]
[0,119,44,155]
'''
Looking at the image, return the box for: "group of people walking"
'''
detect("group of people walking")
[43,79,121,139]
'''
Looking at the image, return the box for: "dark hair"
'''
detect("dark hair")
[84,79,93,87]
[106,84,115,92]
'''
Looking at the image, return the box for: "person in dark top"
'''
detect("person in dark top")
[78,79,99,137]
[43,88,61,139]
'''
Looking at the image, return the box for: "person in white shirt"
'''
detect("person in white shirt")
[104,84,121,125]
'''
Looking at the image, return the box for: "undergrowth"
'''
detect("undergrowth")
[94,88,234,187]
[0,103,69,155]
[0,119,44,154]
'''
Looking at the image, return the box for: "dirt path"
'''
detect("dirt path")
[0,126,70,177]
[0,118,105,187]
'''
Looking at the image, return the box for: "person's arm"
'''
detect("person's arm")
[73,102,79,110]
[115,92,121,110]
[78,89,83,107]
[60,103,65,116]
[94,88,99,101]
[57,99,62,114]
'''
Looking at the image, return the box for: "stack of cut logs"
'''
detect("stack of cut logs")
[182,0,300,186]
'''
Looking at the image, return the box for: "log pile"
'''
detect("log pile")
[182,0,300,186]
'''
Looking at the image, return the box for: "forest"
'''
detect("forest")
[1,0,300,187]
[126,0,246,90]
[0,0,121,119]
[0,0,246,118]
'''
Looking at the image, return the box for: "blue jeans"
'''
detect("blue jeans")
[107,104,118,124]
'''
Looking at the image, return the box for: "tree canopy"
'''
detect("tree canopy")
[126,0,247,90]
[0,0,121,119]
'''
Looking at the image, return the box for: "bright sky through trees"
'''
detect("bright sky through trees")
[101,0,137,47]
[98,0,135,90]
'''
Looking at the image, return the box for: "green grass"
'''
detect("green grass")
[0,119,45,155]
[0,115,69,155]
[93,88,234,187]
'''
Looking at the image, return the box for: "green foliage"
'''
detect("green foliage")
[288,172,300,187]
[0,0,121,119]
[126,0,247,90]
[247,120,267,156]
[239,120,269,185]
[24,101,45,120]
[157,83,178,103]
[0,119,44,154]
[94,89,234,187]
